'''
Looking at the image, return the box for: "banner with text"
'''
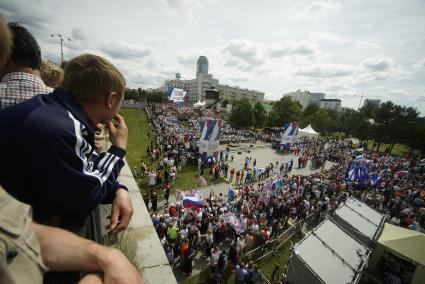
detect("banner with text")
[168,88,189,104]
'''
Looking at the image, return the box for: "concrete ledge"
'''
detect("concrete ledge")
[119,160,177,284]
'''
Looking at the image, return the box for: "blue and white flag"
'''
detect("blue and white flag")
[371,175,381,186]
[345,157,370,182]
[280,122,299,150]
[199,118,221,161]
[227,185,234,202]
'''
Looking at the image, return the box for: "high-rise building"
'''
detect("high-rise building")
[285,90,326,109]
[196,56,209,76]
[157,56,264,103]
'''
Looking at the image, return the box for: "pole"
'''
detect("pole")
[60,38,64,65]
[50,33,71,65]
[358,93,364,110]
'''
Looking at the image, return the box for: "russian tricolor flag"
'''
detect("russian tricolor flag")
[183,197,202,211]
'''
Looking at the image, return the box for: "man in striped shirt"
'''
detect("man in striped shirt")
[0,23,52,109]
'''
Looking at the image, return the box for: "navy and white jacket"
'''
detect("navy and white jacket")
[0,88,126,225]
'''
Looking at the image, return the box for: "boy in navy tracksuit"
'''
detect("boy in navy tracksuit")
[0,54,133,233]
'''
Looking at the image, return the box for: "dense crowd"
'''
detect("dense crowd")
[146,131,424,282]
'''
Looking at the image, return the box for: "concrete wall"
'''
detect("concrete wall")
[118,161,177,284]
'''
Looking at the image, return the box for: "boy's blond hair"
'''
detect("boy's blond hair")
[61,54,125,103]
[40,60,64,88]
[0,15,12,68]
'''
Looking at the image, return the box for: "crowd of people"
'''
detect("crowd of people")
[140,95,425,283]
[146,127,424,282]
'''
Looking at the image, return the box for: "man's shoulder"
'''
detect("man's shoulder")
[20,98,75,139]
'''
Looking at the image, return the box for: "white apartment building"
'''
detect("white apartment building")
[216,84,264,103]
[285,90,325,109]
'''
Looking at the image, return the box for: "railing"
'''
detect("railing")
[244,211,325,263]
[239,212,324,283]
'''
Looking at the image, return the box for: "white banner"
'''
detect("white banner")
[169,88,187,103]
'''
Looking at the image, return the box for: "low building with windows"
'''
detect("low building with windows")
[319,98,342,112]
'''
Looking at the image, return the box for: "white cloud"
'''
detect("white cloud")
[267,40,318,58]
[355,41,380,49]
[296,63,356,78]
[369,86,406,96]
[309,32,348,44]
[71,28,86,41]
[361,56,394,72]
[0,0,50,34]
[100,41,151,60]
[295,1,342,20]
[412,58,425,71]
[222,40,264,68]
[161,0,205,27]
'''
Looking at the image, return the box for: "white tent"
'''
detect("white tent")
[298,124,319,139]
[368,223,425,284]
[285,198,384,284]
[286,219,370,284]
[332,197,386,247]
[193,100,206,108]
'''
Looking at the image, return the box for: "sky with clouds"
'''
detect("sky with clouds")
[1,0,425,113]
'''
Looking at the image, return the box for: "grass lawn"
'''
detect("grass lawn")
[120,107,225,199]
[119,108,154,170]
[356,140,412,157]
[255,234,302,282]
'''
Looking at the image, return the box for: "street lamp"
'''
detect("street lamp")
[50,33,71,64]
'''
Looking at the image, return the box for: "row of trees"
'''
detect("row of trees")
[124,88,167,103]
[228,97,425,156]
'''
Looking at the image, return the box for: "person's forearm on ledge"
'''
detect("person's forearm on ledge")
[32,223,143,284]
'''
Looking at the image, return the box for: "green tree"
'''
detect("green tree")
[303,109,333,134]
[229,99,253,129]
[267,97,302,126]
[359,100,380,119]
[145,91,168,102]
[373,101,396,151]
[221,99,230,108]
[303,104,320,118]
[124,88,138,101]
[406,117,425,156]
[252,102,266,129]
[265,111,280,127]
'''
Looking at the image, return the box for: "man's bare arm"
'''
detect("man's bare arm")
[32,223,143,284]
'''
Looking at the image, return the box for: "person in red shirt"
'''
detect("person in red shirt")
[236,170,241,185]
[169,203,177,217]
[230,168,235,183]
[180,239,188,271]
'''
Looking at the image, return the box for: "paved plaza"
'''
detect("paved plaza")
[159,142,334,209]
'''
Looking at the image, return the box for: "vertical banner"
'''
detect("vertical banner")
[199,118,221,162]
[280,122,299,150]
